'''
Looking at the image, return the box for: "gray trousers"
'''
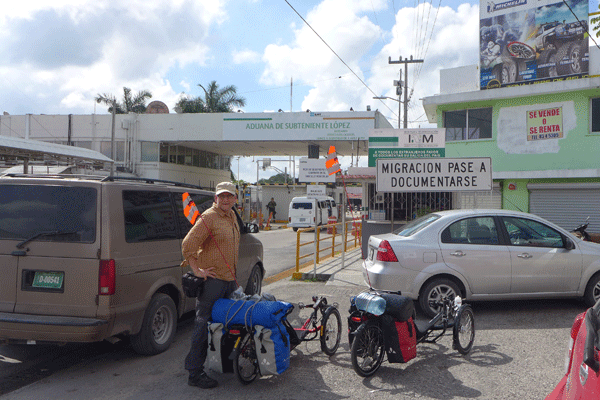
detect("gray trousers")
[184,278,237,374]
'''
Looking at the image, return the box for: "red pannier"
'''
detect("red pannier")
[382,314,417,363]
[379,293,417,363]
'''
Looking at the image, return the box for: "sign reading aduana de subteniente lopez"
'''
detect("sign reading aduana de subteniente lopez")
[377,157,492,192]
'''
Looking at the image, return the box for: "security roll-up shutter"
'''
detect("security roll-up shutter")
[528,183,600,233]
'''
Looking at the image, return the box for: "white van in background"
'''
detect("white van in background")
[288,196,338,232]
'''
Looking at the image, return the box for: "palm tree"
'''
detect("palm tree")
[592,5,600,38]
[176,81,246,113]
[95,87,152,114]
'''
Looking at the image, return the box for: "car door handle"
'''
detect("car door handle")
[517,253,533,259]
[450,251,465,257]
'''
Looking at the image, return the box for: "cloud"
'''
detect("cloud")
[258,1,479,127]
[232,49,261,64]
[0,0,226,114]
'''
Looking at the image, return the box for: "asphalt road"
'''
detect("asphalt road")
[0,227,587,399]
[0,276,587,399]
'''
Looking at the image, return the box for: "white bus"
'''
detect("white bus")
[288,196,338,232]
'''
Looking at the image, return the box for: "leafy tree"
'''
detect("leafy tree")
[95,87,152,114]
[258,173,292,185]
[592,6,600,38]
[176,81,246,113]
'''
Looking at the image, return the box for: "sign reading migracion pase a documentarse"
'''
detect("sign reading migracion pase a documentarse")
[377,157,492,192]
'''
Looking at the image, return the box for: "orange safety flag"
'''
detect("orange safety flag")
[182,192,200,225]
[326,146,341,175]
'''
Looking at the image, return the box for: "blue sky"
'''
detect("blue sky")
[0,0,598,181]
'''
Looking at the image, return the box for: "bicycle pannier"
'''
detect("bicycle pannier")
[253,324,291,375]
[207,323,234,373]
[382,314,417,363]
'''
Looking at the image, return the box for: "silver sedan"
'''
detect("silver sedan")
[363,209,600,317]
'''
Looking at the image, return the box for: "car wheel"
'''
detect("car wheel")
[555,42,572,76]
[419,278,461,318]
[584,273,600,307]
[501,59,518,84]
[293,227,298,232]
[130,293,177,355]
[564,42,585,75]
[245,265,262,295]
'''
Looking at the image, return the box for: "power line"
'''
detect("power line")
[562,0,600,51]
[284,0,399,119]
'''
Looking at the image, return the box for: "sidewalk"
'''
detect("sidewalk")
[291,245,366,288]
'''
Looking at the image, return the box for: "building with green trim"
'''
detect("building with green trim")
[422,43,600,233]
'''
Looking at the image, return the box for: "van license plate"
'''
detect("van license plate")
[32,271,64,289]
[299,218,306,222]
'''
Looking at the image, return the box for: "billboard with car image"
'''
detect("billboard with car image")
[480,0,590,89]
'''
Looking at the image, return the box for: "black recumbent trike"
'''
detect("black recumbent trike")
[347,290,475,377]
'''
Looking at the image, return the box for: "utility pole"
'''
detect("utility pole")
[388,56,424,129]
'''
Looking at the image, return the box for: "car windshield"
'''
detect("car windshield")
[394,214,441,237]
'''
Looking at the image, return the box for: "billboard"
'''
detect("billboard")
[480,0,590,89]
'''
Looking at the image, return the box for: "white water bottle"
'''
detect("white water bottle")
[355,292,386,316]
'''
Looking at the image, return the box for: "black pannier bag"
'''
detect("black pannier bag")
[182,272,204,298]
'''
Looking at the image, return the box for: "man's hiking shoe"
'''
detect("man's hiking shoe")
[188,371,218,389]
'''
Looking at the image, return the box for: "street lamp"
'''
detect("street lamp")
[373,96,402,129]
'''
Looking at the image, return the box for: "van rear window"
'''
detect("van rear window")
[0,184,97,242]
[292,202,312,210]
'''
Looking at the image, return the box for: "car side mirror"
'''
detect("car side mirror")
[246,223,259,233]
[565,238,575,250]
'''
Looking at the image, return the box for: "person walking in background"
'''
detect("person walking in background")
[266,197,277,220]
[182,182,240,389]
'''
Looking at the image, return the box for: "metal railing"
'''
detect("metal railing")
[295,218,362,272]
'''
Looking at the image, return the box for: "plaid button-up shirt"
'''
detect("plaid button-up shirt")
[181,203,240,282]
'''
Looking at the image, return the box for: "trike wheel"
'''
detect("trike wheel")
[320,306,341,356]
[453,305,475,355]
[350,322,385,377]
[234,332,259,384]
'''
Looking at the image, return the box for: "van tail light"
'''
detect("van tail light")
[99,259,116,295]
[376,240,398,262]
[289,217,291,222]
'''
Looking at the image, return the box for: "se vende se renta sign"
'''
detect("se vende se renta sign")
[376,157,492,192]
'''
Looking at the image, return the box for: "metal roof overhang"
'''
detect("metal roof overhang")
[0,135,113,165]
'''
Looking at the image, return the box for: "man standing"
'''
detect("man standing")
[182,182,240,389]
[266,197,277,220]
